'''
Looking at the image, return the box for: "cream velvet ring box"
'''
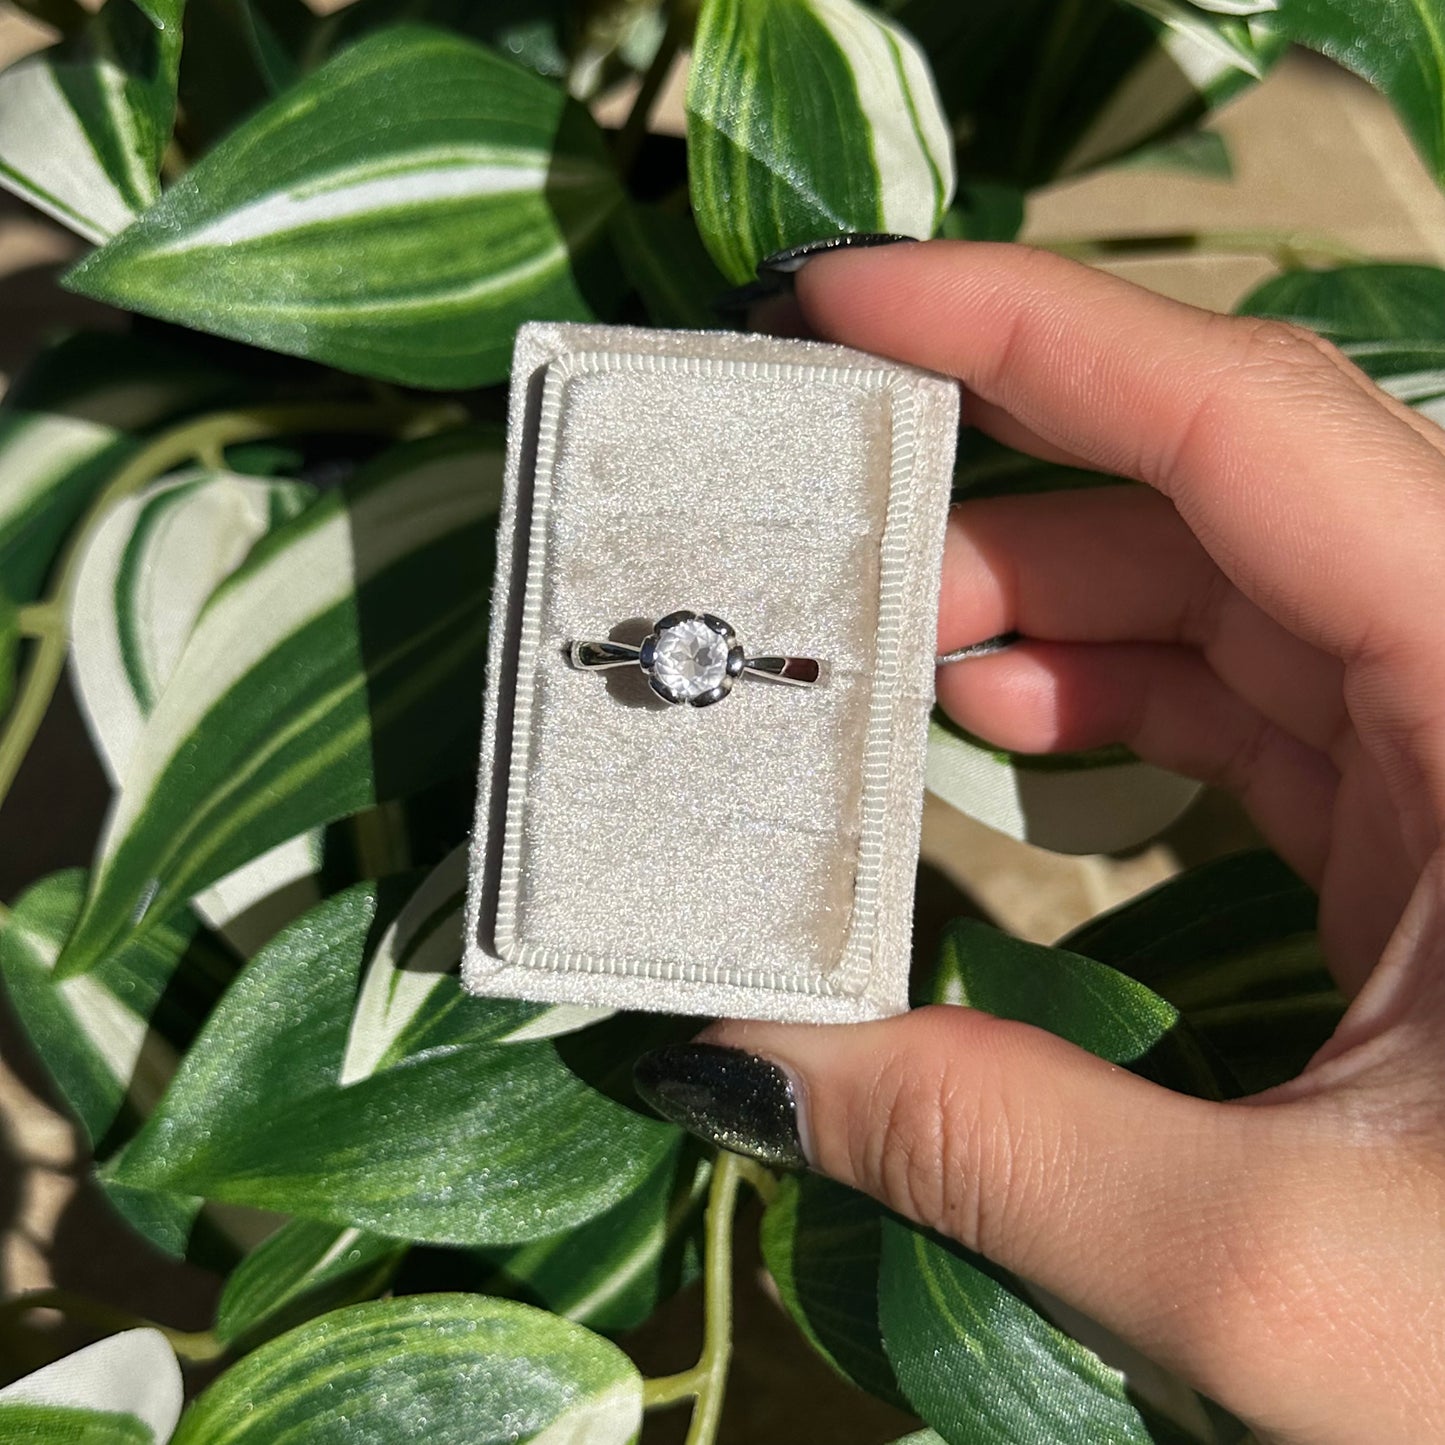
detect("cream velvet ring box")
[461,322,959,1025]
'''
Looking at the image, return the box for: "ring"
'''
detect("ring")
[566,609,825,708]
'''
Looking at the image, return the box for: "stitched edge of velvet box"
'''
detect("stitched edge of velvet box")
[462,322,958,1024]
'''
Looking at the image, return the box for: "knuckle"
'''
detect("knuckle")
[1231,315,1342,376]
[1213,711,1277,799]
[851,1010,1056,1264]
[1148,314,1342,489]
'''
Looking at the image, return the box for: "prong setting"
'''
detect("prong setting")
[568,608,822,706]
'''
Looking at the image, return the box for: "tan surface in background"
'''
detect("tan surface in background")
[0,16,1437,1439]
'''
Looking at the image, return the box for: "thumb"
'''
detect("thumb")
[634,1006,1298,1388]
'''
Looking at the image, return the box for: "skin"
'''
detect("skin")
[707,242,1445,1444]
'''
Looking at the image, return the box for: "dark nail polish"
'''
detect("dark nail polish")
[756,232,917,277]
[633,1043,807,1170]
[935,631,1020,665]
[714,232,917,313]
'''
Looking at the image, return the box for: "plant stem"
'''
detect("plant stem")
[614,2,690,179]
[1035,228,1369,270]
[0,398,464,819]
[0,1289,226,1364]
[640,1150,745,1442]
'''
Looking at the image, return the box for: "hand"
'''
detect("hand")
[636,243,1445,1443]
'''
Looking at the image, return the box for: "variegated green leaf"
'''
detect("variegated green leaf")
[55,429,503,980]
[338,846,612,1087]
[172,1296,642,1445]
[926,710,1202,855]
[1120,0,1278,78]
[0,0,185,243]
[477,1139,709,1334]
[69,466,323,951]
[687,0,955,283]
[0,332,233,617]
[215,1220,407,1346]
[885,0,1282,185]
[0,868,232,1253]
[0,870,214,1149]
[1058,4,1283,175]
[1239,263,1445,426]
[870,924,1229,1445]
[1274,0,1445,187]
[1063,851,1338,1094]
[314,0,571,84]
[0,1329,182,1445]
[66,26,625,389]
[107,882,679,1245]
[879,1222,1169,1445]
[759,1172,906,1408]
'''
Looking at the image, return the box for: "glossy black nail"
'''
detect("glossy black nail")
[633,1043,807,1170]
[756,231,917,277]
[714,231,917,312]
[935,631,1020,664]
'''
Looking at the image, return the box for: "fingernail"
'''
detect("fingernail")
[756,231,917,277]
[633,1042,808,1170]
[935,631,1020,665]
[714,232,917,312]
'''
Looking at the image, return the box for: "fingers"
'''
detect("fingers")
[938,487,1348,757]
[693,1010,1292,1411]
[681,1010,1445,1442]
[937,640,1338,888]
[797,244,1445,825]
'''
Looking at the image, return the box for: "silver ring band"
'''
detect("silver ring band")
[567,609,824,708]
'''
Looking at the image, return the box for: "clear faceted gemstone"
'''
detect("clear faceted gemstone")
[652,617,730,700]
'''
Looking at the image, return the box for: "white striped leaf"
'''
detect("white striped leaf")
[0,331,234,618]
[171,1296,642,1445]
[65,26,625,389]
[0,1329,182,1445]
[887,1,1282,185]
[69,467,323,952]
[54,428,504,980]
[105,882,681,1245]
[1272,0,1445,187]
[0,0,184,243]
[1240,264,1445,425]
[686,0,955,284]
[873,926,1226,1445]
[215,1220,407,1346]
[0,868,232,1254]
[1056,5,1283,175]
[0,870,215,1149]
[476,1140,709,1334]
[339,847,611,1087]
[1120,0,1279,79]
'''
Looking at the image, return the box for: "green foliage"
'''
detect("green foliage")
[106,879,680,1244]
[0,0,185,241]
[686,0,954,281]
[0,1402,154,1442]
[0,0,1433,1438]
[761,920,1234,1444]
[66,27,625,388]
[172,1296,643,1444]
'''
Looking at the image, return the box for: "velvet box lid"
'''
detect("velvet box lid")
[462,322,958,1024]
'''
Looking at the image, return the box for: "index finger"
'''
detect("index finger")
[795,242,1445,672]
[798,241,1445,833]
